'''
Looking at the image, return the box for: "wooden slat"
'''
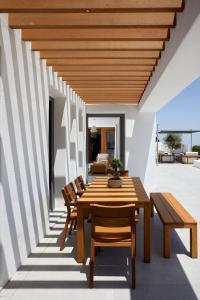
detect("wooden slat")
[0,0,184,13]
[86,188,136,192]
[46,58,157,65]
[59,71,151,76]
[151,192,196,225]
[163,193,196,224]
[68,81,147,85]
[85,101,138,104]
[31,41,164,50]
[63,76,149,81]
[152,194,175,223]
[66,78,148,82]
[79,197,139,203]
[84,101,138,104]
[53,65,154,71]
[9,13,175,29]
[80,98,141,102]
[75,87,144,91]
[71,85,146,89]
[22,28,169,41]
[82,192,137,197]
[40,50,161,58]
[78,91,141,95]
[80,96,142,100]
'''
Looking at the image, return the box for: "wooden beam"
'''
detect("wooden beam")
[83,98,140,102]
[46,58,157,65]
[83,99,140,102]
[22,28,169,41]
[59,71,151,76]
[85,100,138,104]
[78,92,143,96]
[72,86,146,90]
[40,50,161,59]
[32,41,164,50]
[9,12,175,29]
[62,76,149,81]
[70,83,146,87]
[66,80,147,84]
[0,0,184,13]
[80,94,140,98]
[70,84,146,89]
[53,65,154,71]
[75,87,144,91]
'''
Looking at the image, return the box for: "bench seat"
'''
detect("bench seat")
[150,192,197,258]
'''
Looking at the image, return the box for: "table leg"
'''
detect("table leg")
[76,204,85,263]
[144,203,151,263]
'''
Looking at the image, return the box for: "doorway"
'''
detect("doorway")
[88,127,115,163]
[86,114,125,166]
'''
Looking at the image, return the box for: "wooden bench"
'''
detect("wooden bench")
[150,192,198,258]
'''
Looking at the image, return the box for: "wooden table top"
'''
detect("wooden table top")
[79,176,149,204]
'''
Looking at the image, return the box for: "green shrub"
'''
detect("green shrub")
[192,145,200,154]
[163,133,182,151]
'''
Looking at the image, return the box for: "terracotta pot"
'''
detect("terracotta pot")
[108,178,122,188]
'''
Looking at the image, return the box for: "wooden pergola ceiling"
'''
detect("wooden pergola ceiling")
[1,0,184,104]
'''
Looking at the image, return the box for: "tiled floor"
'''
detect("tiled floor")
[1,164,200,299]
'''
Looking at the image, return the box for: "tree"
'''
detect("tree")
[163,133,182,152]
[192,145,200,154]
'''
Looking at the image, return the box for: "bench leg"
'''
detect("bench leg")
[150,196,154,217]
[163,225,170,258]
[190,225,198,258]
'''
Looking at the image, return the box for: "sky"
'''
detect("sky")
[156,76,200,148]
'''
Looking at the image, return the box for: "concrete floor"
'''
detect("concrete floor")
[1,163,200,299]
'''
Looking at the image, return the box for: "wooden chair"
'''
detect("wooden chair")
[89,204,136,289]
[59,183,78,251]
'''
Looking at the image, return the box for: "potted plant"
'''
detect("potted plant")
[108,158,123,188]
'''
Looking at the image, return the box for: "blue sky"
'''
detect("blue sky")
[156,76,200,147]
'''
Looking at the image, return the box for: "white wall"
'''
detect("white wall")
[88,117,120,128]
[140,0,200,112]
[86,105,155,183]
[0,15,86,288]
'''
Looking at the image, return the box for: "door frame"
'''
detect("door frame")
[86,114,125,166]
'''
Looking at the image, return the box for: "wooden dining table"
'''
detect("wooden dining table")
[76,176,151,263]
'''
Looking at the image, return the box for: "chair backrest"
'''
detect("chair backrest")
[74,177,82,191]
[90,204,136,236]
[64,182,77,202]
[77,175,87,190]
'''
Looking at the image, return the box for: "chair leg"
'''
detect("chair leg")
[73,219,77,230]
[68,220,74,235]
[131,239,136,289]
[59,219,69,251]
[89,240,95,288]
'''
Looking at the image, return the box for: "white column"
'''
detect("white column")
[130,112,156,184]
[74,93,79,176]
[63,84,70,182]
[82,101,87,180]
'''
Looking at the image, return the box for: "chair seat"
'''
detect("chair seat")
[70,208,77,219]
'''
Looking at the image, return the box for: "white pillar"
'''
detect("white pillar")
[130,112,156,184]
[82,101,87,180]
